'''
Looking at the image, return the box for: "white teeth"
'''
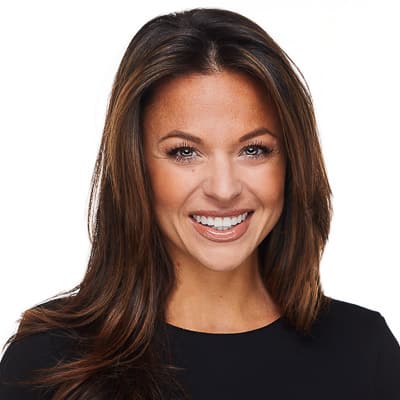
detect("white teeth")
[192,212,250,229]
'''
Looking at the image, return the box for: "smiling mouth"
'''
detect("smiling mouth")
[189,211,254,231]
[188,210,254,242]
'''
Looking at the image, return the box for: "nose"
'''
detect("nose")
[201,154,242,203]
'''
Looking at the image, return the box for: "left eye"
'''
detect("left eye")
[244,145,264,156]
[177,148,195,157]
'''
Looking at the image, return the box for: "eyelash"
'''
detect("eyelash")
[165,140,274,164]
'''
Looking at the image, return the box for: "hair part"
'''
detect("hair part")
[3,7,333,399]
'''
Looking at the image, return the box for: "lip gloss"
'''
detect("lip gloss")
[189,212,253,242]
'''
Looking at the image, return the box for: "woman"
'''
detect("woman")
[1,7,399,400]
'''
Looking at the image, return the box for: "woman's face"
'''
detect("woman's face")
[142,70,286,273]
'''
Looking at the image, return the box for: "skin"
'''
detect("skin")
[142,69,287,333]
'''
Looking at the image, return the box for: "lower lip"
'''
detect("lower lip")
[189,212,253,243]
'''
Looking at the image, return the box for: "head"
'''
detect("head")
[142,69,286,275]
[12,8,333,400]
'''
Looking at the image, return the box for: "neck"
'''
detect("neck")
[164,256,281,333]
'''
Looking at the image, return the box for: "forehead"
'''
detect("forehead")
[142,70,281,141]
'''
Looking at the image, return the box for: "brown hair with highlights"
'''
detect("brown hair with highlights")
[2,7,333,399]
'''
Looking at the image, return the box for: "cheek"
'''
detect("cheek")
[147,161,196,213]
[247,162,286,207]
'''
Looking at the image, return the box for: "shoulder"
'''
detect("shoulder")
[1,328,76,371]
[311,297,398,347]
[314,297,400,360]
[0,328,77,376]
[0,300,79,399]
[315,296,386,328]
[1,298,79,374]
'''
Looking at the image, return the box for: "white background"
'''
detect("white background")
[1,0,399,352]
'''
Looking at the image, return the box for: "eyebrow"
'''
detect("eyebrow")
[158,127,277,144]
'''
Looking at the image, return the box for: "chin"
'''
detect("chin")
[193,251,252,273]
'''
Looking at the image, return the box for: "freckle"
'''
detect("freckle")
[191,169,195,173]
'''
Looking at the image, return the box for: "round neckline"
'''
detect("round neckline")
[163,316,284,336]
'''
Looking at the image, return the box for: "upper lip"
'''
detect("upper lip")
[189,209,254,218]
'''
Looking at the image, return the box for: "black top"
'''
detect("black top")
[1,298,399,399]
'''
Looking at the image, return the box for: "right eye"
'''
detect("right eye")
[166,144,199,164]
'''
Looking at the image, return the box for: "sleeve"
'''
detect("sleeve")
[0,332,60,400]
[372,312,400,399]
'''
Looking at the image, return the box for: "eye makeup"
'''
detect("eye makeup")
[164,139,276,164]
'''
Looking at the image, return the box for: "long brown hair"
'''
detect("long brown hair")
[2,7,333,399]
